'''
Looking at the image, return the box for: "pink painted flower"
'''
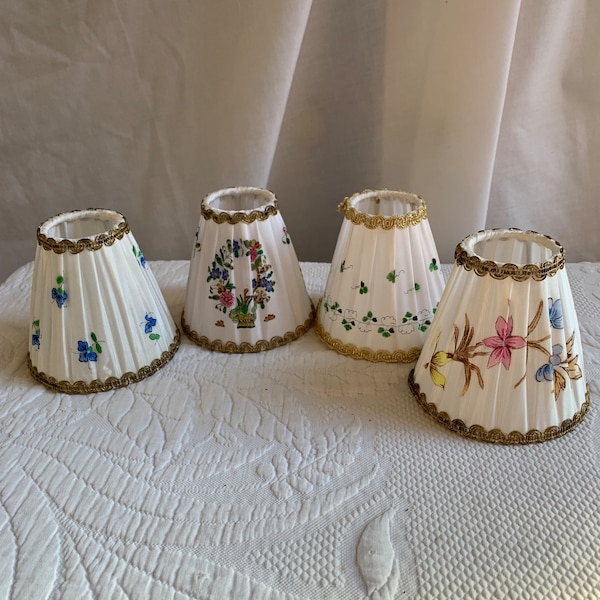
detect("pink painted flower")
[220,290,235,308]
[482,316,526,370]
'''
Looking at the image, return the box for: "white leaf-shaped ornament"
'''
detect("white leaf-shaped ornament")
[356,508,396,596]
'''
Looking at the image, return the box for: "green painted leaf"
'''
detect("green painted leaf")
[91,332,97,342]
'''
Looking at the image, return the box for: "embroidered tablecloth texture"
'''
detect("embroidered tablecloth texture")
[0,261,598,599]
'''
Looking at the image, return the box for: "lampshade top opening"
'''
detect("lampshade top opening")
[465,229,561,266]
[40,209,125,241]
[204,187,276,213]
[350,189,423,218]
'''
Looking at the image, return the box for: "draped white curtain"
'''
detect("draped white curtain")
[2,0,599,284]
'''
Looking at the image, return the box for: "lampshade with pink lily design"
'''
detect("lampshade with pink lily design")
[409,228,590,444]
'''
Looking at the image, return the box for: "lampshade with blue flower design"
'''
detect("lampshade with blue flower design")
[28,209,180,393]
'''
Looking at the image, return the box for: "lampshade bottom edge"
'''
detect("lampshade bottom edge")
[27,328,181,395]
[408,369,591,445]
[314,319,421,363]
[180,307,315,354]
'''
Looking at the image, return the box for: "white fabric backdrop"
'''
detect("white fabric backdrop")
[1,0,599,284]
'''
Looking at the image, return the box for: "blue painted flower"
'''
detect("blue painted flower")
[535,344,562,381]
[32,334,40,349]
[139,253,147,268]
[548,297,563,329]
[52,287,68,308]
[77,340,97,362]
[144,313,157,334]
[210,267,222,280]
[252,277,274,292]
[232,240,241,255]
[221,268,230,281]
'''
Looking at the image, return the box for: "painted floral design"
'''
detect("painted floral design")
[133,246,147,268]
[77,332,102,363]
[31,320,41,350]
[323,297,437,337]
[207,238,275,328]
[144,313,161,341]
[51,275,68,308]
[548,297,563,329]
[282,227,291,245]
[482,316,526,370]
[423,297,582,402]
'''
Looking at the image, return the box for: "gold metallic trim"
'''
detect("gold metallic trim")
[339,191,428,230]
[201,199,279,224]
[181,306,315,353]
[37,209,131,254]
[27,328,181,394]
[315,313,421,363]
[408,369,590,445]
[455,229,565,282]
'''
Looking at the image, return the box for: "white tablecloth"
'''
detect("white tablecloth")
[0,261,598,599]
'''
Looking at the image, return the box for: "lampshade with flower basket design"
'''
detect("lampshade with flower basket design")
[182,187,314,353]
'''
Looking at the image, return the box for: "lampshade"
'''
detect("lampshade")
[28,209,180,393]
[182,187,314,352]
[409,228,590,444]
[315,189,444,362]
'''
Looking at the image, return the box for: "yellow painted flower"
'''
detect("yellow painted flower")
[425,333,452,389]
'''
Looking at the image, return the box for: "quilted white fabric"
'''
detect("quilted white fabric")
[0,261,598,599]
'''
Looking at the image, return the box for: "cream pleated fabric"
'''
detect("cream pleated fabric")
[2,1,599,283]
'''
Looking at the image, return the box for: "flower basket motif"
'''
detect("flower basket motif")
[207,238,275,329]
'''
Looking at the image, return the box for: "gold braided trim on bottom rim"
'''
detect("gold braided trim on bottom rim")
[408,369,591,445]
[27,328,181,395]
[314,315,421,363]
[181,306,315,353]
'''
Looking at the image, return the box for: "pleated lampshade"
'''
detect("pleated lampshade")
[28,209,180,393]
[315,189,445,362]
[409,228,590,444]
[182,187,314,352]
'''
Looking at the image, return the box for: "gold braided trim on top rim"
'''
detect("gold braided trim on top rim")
[315,315,421,363]
[201,198,279,224]
[339,194,428,230]
[455,229,565,282]
[37,209,131,254]
[408,369,590,445]
[27,328,180,394]
[181,306,315,353]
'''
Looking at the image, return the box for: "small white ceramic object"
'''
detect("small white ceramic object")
[409,228,590,444]
[315,189,444,362]
[182,187,314,352]
[28,209,180,393]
